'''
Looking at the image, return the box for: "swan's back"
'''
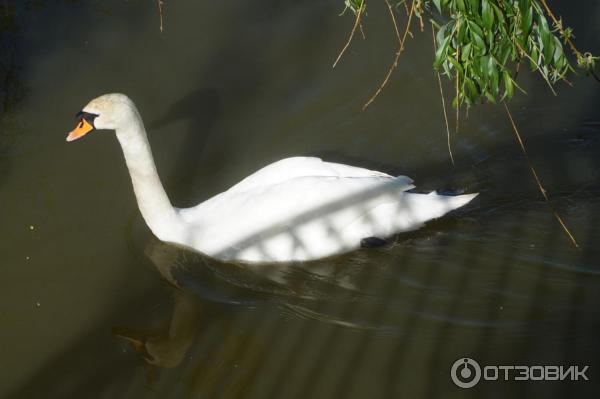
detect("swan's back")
[226,157,395,193]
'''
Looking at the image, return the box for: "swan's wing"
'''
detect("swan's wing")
[225,157,402,194]
[178,175,417,262]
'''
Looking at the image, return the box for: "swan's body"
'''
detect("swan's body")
[67,94,478,263]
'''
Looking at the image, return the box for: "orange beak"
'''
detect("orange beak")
[66,118,94,142]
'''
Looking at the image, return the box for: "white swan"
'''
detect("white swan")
[67,93,478,263]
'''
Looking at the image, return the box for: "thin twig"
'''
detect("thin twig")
[401,0,419,35]
[455,75,460,133]
[504,102,580,249]
[157,0,164,32]
[539,0,580,58]
[431,22,454,166]
[358,22,366,39]
[333,3,364,68]
[363,0,415,110]
[386,0,401,42]
[538,0,599,84]
[402,0,409,15]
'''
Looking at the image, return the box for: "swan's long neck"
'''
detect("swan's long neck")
[115,110,181,241]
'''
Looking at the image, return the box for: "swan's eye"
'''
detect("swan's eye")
[74,111,99,124]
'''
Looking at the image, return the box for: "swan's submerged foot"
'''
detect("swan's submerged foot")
[360,236,387,248]
[113,328,156,363]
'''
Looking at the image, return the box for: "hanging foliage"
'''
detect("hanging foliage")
[339,0,598,108]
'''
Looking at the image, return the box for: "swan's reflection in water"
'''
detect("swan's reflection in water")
[115,209,522,372]
[115,235,396,369]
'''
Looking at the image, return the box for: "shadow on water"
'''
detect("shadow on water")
[0,1,30,119]
[149,87,222,206]
[0,1,28,187]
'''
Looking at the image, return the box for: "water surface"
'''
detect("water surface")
[1,1,600,398]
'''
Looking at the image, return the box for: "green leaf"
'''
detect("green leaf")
[520,5,532,45]
[552,36,563,63]
[468,0,479,14]
[499,41,512,64]
[468,21,486,54]
[490,62,499,93]
[465,78,478,101]
[447,55,464,75]
[436,22,449,47]
[492,3,505,25]
[457,18,467,43]
[485,90,496,103]
[536,14,555,63]
[480,55,490,77]
[481,0,493,30]
[434,35,452,69]
[503,70,514,98]
[530,46,540,70]
[468,20,484,38]
[461,42,472,62]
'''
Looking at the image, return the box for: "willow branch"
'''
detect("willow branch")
[363,0,415,110]
[333,3,365,68]
[504,102,580,249]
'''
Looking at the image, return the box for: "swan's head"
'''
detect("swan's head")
[66,93,138,142]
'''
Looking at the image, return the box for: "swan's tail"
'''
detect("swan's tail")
[427,191,479,220]
[443,192,479,210]
[403,191,479,224]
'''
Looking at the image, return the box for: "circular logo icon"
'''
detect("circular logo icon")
[451,357,481,388]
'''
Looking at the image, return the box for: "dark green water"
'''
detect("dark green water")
[1,1,600,398]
